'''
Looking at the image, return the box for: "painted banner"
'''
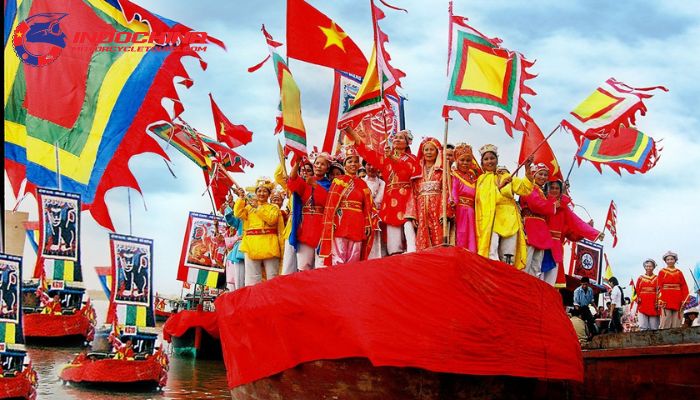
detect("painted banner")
[569,239,604,284]
[176,212,228,289]
[37,188,80,262]
[110,234,153,307]
[0,253,23,345]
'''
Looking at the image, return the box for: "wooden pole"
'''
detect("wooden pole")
[442,118,450,245]
[511,125,561,177]
[55,140,62,190]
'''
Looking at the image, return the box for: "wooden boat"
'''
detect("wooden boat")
[0,254,38,400]
[163,309,221,359]
[154,294,182,322]
[59,234,169,391]
[217,248,584,399]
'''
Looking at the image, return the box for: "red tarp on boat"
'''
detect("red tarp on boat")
[162,310,220,342]
[0,372,36,399]
[24,311,92,338]
[215,247,584,388]
[59,357,166,386]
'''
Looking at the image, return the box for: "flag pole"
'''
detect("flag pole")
[127,188,133,236]
[442,117,450,246]
[55,140,62,190]
[512,124,561,177]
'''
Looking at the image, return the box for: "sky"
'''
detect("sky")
[5,0,700,305]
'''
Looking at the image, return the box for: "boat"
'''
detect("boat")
[162,287,221,359]
[21,191,96,345]
[59,234,169,390]
[215,247,584,399]
[0,253,38,400]
[154,294,183,322]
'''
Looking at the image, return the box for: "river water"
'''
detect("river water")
[27,345,230,399]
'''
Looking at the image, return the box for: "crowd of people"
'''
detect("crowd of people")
[570,251,695,344]
[217,125,609,293]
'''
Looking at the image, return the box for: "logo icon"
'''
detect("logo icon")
[581,253,594,270]
[12,13,68,67]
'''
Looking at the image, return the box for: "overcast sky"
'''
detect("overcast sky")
[5,1,700,309]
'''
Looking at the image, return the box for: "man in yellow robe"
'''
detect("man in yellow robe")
[475,144,533,270]
[233,178,284,286]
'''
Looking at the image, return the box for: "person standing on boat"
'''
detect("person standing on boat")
[412,137,449,250]
[636,259,660,331]
[287,152,332,270]
[274,160,298,275]
[657,251,690,329]
[223,197,246,290]
[475,144,534,268]
[42,294,62,315]
[519,163,556,278]
[344,126,419,255]
[318,145,374,265]
[608,277,624,333]
[450,143,480,252]
[363,161,385,259]
[573,277,597,337]
[233,178,284,286]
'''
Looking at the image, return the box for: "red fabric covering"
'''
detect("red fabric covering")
[163,310,220,342]
[215,247,583,388]
[24,312,91,338]
[0,372,36,400]
[58,357,165,385]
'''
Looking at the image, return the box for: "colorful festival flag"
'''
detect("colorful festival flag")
[209,93,253,149]
[149,122,212,169]
[287,0,368,76]
[561,78,668,143]
[518,119,564,182]
[337,0,405,129]
[569,239,604,284]
[603,253,614,282]
[95,266,113,300]
[628,277,638,315]
[604,200,619,248]
[176,212,228,289]
[576,125,660,175]
[0,254,24,346]
[443,13,536,136]
[4,0,223,231]
[108,233,155,328]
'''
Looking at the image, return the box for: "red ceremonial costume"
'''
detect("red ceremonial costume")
[545,194,600,287]
[636,274,659,317]
[657,267,689,311]
[356,142,419,227]
[412,138,447,250]
[319,175,374,264]
[520,186,555,250]
[287,176,329,247]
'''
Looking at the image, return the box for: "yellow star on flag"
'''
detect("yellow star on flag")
[318,22,347,52]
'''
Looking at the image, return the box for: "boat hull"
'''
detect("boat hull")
[23,312,93,345]
[59,357,167,390]
[0,370,37,400]
[171,327,222,359]
[155,309,173,322]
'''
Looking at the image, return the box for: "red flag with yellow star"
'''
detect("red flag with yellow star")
[287,0,368,76]
[518,119,563,182]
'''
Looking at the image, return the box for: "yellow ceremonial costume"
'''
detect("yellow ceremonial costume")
[234,199,284,260]
[475,172,533,270]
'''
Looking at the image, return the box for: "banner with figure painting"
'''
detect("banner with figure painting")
[0,253,23,345]
[176,212,228,289]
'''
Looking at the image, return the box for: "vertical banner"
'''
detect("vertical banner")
[0,253,23,345]
[36,188,82,284]
[570,239,604,284]
[176,212,228,289]
[109,234,155,328]
[324,71,405,154]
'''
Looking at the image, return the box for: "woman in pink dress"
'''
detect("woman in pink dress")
[450,143,481,252]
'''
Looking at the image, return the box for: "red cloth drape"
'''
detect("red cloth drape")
[162,310,220,342]
[215,247,583,388]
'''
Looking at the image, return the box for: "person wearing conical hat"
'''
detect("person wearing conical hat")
[318,145,374,265]
[287,152,332,271]
[657,251,689,329]
[519,163,557,278]
[344,126,419,255]
[450,143,481,252]
[412,137,449,250]
[475,144,533,268]
[233,177,284,286]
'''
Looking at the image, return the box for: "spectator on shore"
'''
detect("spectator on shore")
[569,307,588,345]
[682,307,699,328]
[609,277,624,333]
[573,277,597,337]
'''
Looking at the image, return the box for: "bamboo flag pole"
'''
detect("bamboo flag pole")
[442,117,450,245]
[511,124,562,177]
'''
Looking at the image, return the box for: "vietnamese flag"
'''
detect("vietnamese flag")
[209,93,253,149]
[519,119,564,181]
[287,0,368,76]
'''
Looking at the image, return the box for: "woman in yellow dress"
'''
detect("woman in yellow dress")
[475,144,533,269]
[233,178,284,286]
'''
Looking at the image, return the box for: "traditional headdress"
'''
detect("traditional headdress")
[662,251,678,261]
[643,258,657,267]
[270,185,286,199]
[339,145,360,164]
[391,129,413,145]
[454,143,474,160]
[417,137,443,169]
[531,162,550,174]
[329,161,345,174]
[479,144,498,158]
[246,177,275,193]
[311,151,331,165]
